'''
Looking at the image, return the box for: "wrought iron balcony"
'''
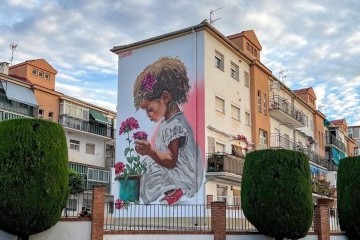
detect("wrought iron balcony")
[326,134,347,153]
[269,95,307,128]
[0,94,35,117]
[270,133,337,171]
[59,114,114,138]
[206,152,244,181]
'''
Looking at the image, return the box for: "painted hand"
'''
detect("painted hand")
[135,139,152,156]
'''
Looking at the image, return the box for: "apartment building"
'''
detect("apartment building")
[348,125,360,155]
[0,59,116,197]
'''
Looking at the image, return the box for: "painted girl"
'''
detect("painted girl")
[133,57,203,205]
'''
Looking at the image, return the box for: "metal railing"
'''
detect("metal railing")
[207,153,244,175]
[59,114,114,138]
[329,208,342,232]
[326,134,347,152]
[269,95,307,126]
[225,206,257,231]
[104,203,211,231]
[61,190,93,218]
[0,94,35,117]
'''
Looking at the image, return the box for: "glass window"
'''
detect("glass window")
[263,93,267,115]
[45,73,50,80]
[215,141,226,153]
[259,129,267,146]
[245,112,251,126]
[32,68,38,75]
[244,71,250,87]
[39,71,44,78]
[230,62,239,80]
[231,104,240,121]
[70,139,80,151]
[257,91,261,112]
[215,50,224,70]
[215,96,225,113]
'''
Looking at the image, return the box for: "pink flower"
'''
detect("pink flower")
[133,131,148,140]
[115,199,125,209]
[119,117,139,135]
[142,73,157,92]
[114,162,125,175]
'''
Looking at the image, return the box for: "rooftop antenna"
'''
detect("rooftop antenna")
[278,68,288,82]
[9,43,18,66]
[210,6,223,25]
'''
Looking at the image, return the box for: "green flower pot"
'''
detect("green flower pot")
[119,175,141,202]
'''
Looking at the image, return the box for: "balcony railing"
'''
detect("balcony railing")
[216,195,241,206]
[0,94,35,117]
[207,153,244,176]
[326,134,347,152]
[270,133,338,171]
[269,95,307,127]
[59,114,114,138]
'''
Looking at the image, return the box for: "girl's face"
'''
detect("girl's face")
[140,98,167,122]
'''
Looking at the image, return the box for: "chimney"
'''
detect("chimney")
[0,62,9,75]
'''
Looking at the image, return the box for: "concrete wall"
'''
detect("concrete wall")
[0,221,91,240]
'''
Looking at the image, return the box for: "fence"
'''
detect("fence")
[62,191,93,218]
[329,208,341,232]
[104,203,211,231]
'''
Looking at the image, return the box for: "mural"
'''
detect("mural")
[115,34,205,207]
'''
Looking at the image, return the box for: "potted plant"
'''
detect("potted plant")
[115,117,147,203]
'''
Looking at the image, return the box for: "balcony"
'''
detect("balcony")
[326,134,346,153]
[270,133,338,171]
[206,152,244,182]
[269,95,306,128]
[0,94,35,118]
[59,114,114,138]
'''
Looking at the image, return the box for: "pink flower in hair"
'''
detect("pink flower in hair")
[142,73,157,92]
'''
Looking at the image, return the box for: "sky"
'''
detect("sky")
[1,0,359,125]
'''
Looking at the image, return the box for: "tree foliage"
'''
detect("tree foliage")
[337,156,360,239]
[69,169,84,194]
[241,149,313,240]
[0,119,69,239]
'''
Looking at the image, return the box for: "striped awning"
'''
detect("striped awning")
[89,109,110,125]
[1,81,38,106]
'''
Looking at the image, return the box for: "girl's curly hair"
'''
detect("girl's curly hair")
[133,57,190,110]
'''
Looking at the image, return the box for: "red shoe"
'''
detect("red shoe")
[160,189,183,205]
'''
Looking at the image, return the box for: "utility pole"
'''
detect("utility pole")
[9,43,18,66]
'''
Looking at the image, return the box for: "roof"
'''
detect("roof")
[10,58,58,74]
[227,30,262,50]
[293,87,317,100]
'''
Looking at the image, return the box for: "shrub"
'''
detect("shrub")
[69,169,84,194]
[337,156,360,239]
[241,149,313,240]
[0,119,69,239]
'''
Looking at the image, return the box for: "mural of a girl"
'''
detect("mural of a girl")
[133,57,203,205]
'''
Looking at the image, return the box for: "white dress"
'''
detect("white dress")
[140,112,204,204]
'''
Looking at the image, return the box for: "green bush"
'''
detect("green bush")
[69,169,84,194]
[0,119,69,239]
[337,156,360,239]
[241,149,313,240]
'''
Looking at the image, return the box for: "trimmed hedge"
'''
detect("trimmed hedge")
[241,149,313,239]
[337,156,360,239]
[0,119,69,238]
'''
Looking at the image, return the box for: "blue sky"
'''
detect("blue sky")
[1,0,359,125]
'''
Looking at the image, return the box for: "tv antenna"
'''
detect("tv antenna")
[278,68,288,82]
[210,6,223,25]
[9,43,18,66]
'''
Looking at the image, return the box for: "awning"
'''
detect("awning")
[89,109,110,125]
[1,81,38,107]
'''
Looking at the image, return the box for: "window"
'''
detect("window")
[259,129,267,146]
[38,109,44,119]
[215,96,225,114]
[254,49,257,57]
[32,68,38,75]
[257,91,261,112]
[86,143,95,155]
[215,141,226,153]
[246,42,250,51]
[244,71,250,87]
[230,62,239,80]
[39,71,44,78]
[215,50,224,70]
[48,111,53,121]
[245,112,251,126]
[70,139,80,151]
[231,104,240,121]
[263,93,267,115]
[45,73,50,80]
[87,168,109,183]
